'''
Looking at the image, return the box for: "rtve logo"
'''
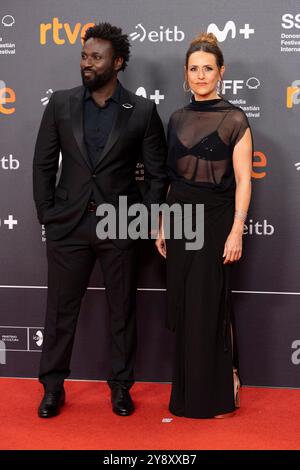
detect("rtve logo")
[286,80,300,108]
[207,20,255,42]
[40,18,94,45]
[0,80,16,115]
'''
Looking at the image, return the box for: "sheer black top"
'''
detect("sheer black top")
[167,97,251,193]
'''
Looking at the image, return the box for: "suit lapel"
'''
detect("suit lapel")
[70,87,93,171]
[94,87,135,168]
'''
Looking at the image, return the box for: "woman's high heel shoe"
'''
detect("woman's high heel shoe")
[213,368,240,418]
[233,368,240,408]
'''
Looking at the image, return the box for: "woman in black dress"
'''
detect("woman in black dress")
[156,32,253,418]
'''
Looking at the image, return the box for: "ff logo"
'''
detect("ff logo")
[286,80,300,108]
[40,18,94,45]
[222,77,260,95]
[0,80,16,115]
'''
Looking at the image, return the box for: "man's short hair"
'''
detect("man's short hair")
[83,22,131,71]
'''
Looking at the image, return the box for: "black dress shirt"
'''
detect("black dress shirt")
[83,81,121,169]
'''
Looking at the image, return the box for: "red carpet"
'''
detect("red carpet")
[0,378,299,450]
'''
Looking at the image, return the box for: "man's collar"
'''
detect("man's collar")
[84,80,121,104]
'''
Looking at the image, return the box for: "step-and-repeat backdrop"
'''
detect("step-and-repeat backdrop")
[1,0,299,387]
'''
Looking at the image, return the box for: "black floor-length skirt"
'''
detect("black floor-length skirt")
[165,182,238,418]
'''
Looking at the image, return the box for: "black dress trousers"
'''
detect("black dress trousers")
[39,209,138,392]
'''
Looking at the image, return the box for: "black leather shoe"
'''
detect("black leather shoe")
[111,387,134,416]
[38,388,65,418]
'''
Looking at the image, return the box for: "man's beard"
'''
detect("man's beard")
[81,65,115,91]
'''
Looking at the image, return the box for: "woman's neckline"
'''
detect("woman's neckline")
[188,96,223,108]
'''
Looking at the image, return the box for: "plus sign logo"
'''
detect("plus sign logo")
[135,86,165,104]
[239,24,255,39]
[207,20,255,42]
[0,215,18,230]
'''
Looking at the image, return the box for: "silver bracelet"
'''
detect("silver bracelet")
[234,209,247,222]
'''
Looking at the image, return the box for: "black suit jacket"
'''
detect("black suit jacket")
[33,84,168,244]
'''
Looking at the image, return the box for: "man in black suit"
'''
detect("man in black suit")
[33,22,167,418]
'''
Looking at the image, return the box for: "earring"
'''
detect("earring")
[183,80,191,93]
[216,80,223,94]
